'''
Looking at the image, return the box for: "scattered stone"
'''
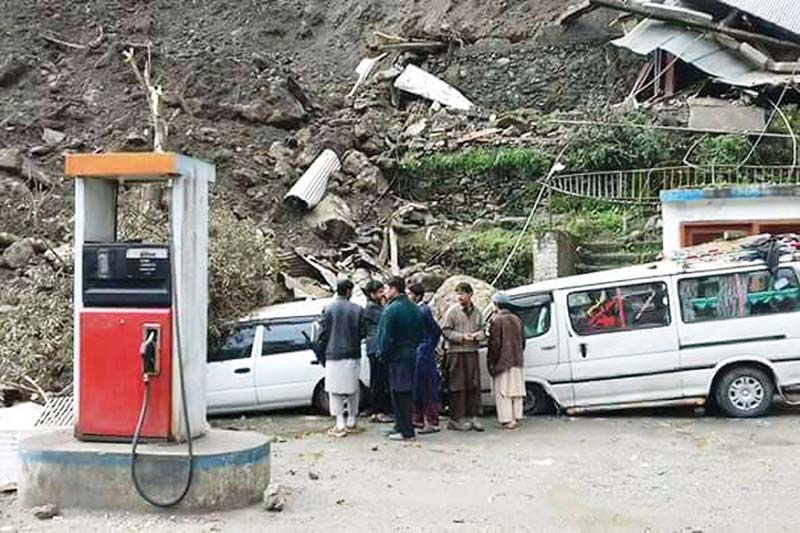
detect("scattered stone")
[31,503,59,520]
[263,483,285,512]
[124,129,149,150]
[0,148,22,174]
[233,168,259,188]
[0,57,28,88]
[43,243,73,267]
[371,444,379,451]
[42,128,66,145]
[0,232,18,248]
[3,239,35,269]
[308,470,320,481]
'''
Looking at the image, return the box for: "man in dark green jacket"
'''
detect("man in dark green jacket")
[376,276,423,441]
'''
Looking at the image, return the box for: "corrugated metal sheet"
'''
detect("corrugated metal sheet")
[717,0,800,38]
[284,149,340,210]
[613,19,800,87]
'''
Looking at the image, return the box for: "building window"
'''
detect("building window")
[568,282,671,336]
[679,268,800,323]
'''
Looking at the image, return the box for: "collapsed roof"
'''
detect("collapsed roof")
[591,0,800,88]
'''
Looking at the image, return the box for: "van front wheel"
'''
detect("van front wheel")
[715,366,774,418]
[524,383,554,415]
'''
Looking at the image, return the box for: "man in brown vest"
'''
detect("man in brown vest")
[441,282,486,432]
[487,292,526,430]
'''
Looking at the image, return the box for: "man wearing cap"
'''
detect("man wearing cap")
[315,279,366,438]
[487,292,526,430]
[441,282,486,432]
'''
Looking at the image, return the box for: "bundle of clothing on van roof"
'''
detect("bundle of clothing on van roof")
[671,234,800,274]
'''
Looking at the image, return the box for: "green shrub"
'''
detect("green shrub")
[689,135,751,166]
[564,112,681,171]
[434,229,532,290]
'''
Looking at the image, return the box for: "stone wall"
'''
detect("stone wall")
[532,230,576,283]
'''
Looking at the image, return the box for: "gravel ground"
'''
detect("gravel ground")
[3,408,800,532]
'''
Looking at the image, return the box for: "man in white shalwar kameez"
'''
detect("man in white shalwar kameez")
[315,280,366,437]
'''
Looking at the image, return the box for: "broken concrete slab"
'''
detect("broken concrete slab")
[41,128,66,145]
[347,53,388,98]
[688,98,765,133]
[393,64,474,111]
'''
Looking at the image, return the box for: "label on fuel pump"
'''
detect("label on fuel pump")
[125,248,169,279]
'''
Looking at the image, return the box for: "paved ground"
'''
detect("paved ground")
[3,407,800,532]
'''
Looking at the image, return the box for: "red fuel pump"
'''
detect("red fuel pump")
[76,244,174,441]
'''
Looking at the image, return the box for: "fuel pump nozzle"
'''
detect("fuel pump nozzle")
[139,327,160,377]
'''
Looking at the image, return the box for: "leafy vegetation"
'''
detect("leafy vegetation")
[687,135,751,166]
[564,112,682,171]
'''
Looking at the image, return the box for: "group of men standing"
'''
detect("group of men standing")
[314,277,527,441]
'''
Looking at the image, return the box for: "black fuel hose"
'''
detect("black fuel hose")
[130,235,194,507]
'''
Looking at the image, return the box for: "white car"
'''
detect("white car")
[206,298,371,416]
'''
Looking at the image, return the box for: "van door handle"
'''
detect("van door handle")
[234,367,251,374]
[310,360,321,366]
[541,345,557,351]
[579,343,588,358]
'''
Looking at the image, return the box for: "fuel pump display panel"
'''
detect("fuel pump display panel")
[82,243,171,308]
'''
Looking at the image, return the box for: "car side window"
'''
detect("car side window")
[262,321,315,356]
[679,268,800,323]
[208,326,255,363]
[568,282,670,336]
[514,303,551,339]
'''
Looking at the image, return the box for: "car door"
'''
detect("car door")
[253,318,321,408]
[562,279,681,407]
[206,324,258,413]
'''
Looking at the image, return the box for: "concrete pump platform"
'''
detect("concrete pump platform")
[18,429,270,512]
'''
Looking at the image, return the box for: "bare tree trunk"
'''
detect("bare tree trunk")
[123,45,168,213]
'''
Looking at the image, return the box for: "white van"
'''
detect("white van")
[206,299,370,416]
[501,256,800,417]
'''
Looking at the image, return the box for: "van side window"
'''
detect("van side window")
[568,282,670,336]
[208,326,255,362]
[262,321,315,356]
[516,304,551,339]
[679,268,800,323]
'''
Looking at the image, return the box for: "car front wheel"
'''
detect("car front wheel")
[524,383,554,415]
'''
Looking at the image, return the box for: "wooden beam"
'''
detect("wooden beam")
[65,152,178,178]
[591,0,800,51]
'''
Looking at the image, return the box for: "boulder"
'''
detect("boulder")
[0,148,22,174]
[232,79,306,129]
[428,275,496,323]
[31,504,59,520]
[0,232,18,249]
[3,239,35,269]
[263,483,285,512]
[342,150,387,192]
[303,194,355,243]
[341,150,372,177]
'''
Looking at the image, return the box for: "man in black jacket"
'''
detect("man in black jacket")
[316,280,366,438]
[364,279,392,423]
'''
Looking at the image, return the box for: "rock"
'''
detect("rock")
[44,243,72,267]
[0,148,22,174]
[42,128,66,145]
[341,150,372,177]
[124,129,150,150]
[0,305,17,314]
[303,194,355,243]
[31,503,59,520]
[263,483,285,512]
[0,56,28,88]
[429,275,496,323]
[3,239,35,269]
[233,168,259,187]
[0,232,18,249]
[231,79,306,129]
[409,269,448,293]
[404,118,427,137]
[308,471,320,481]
